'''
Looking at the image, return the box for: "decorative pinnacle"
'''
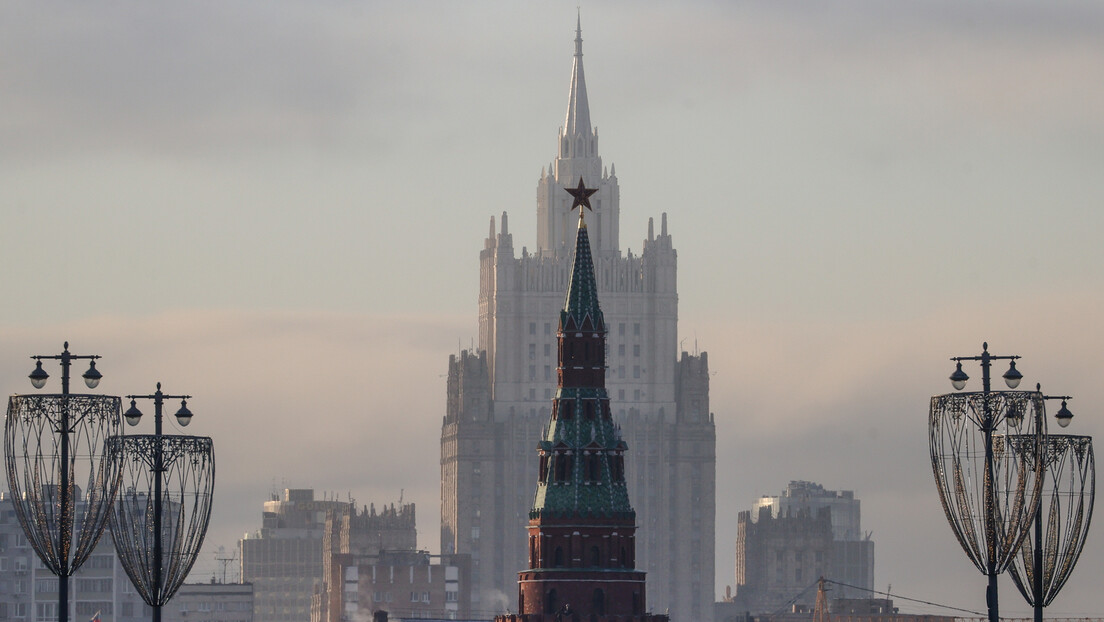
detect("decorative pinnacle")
[565,177,598,222]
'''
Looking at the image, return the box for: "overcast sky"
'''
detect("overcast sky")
[3,1,1104,617]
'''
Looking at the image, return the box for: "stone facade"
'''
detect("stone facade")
[733,482,876,614]
[441,19,716,622]
[744,482,875,604]
[735,507,833,613]
[311,502,468,622]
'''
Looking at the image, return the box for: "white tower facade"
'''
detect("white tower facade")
[442,19,716,622]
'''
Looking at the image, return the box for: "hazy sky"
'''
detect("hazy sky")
[3,1,1104,617]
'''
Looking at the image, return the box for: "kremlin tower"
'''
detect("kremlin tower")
[495,183,669,622]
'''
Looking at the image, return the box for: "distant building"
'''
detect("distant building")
[733,482,875,613]
[312,504,469,622]
[239,488,359,621]
[441,16,715,622]
[715,598,954,622]
[0,489,151,622]
[164,581,254,622]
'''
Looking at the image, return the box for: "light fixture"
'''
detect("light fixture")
[1002,360,1022,389]
[950,362,969,391]
[1006,401,1024,427]
[1055,400,1074,428]
[82,360,102,389]
[175,400,193,427]
[29,361,49,389]
[124,400,143,427]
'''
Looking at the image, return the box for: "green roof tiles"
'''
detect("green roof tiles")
[531,217,633,520]
[561,220,605,332]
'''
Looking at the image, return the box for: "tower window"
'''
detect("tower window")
[560,401,574,420]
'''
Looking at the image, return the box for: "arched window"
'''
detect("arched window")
[553,547,564,568]
[586,454,599,481]
[593,588,606,615]
[621,546,628,568]
[539,455,549,483]
[554,455,565,482]
[590,545,602,567]
[547,588,558,613]
[584,401,594,420]
[560,401,573,420]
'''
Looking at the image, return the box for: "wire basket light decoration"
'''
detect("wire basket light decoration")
[929,390,1045,578]
[107,385,214,620]
[1008,434,1095,609]
[4,393,123,579]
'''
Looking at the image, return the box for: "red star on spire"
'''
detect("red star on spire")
[565,177,598,214]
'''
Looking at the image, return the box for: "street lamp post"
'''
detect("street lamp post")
[1007,388,1095,622]
[929,342,1044,622]
[108,383,214,622]
[4,343,123,622]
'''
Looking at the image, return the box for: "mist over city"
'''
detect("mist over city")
[2,2,1104,621]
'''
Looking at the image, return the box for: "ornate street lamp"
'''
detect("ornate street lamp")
[4,343,123,622]
[1007,389,1095,622]
[929,342,1045,622]
[108,383,215,622]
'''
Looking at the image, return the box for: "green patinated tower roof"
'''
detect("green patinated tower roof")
[560,218,605,332]
[532,214,632,520]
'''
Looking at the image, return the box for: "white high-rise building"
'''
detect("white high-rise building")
[441,17,717,622]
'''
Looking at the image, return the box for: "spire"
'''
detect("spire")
[561,216,603,331]
[564,12,592,138]
[562,179,602,330]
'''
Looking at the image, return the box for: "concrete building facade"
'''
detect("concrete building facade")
[440,18,716,622]
[240,489,354,622]
[311,502,466,622]
[0,490,151,622]
[241,489,418,622]
[734,482,875,613]
[165,582,255,622]
[314,548,471,622]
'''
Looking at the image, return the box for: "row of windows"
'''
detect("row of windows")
[529,322,642,337]
[538,452,626,484]
[552,398,610,421]
[528,342,644,359]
